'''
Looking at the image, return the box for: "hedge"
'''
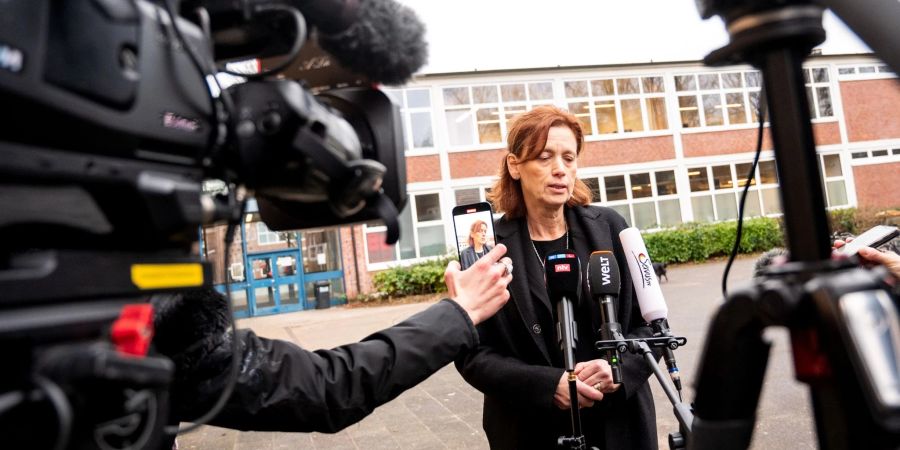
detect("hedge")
[372,255,452,297]
[643,217,783,264]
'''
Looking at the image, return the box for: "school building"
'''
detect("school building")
[203,53,900,317]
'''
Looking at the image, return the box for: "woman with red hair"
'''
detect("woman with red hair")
[455,106,659,449]
[460,219,492,269]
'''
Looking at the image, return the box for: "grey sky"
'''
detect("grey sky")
[396,0,872,75]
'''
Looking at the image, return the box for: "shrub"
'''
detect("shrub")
[372,255,452,297]
[643,217,783,264]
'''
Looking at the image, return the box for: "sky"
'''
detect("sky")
[395,0,873,75]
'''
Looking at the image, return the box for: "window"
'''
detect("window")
[256,221,286,245]
[583,169,682,230]
[803,67,834,119]
[687,160,781,222]
[837,63,896,80]
[563,75,668,136]
[820,153,848,207]
[849,147,900,160]
[365,192,448,264]
[384,88,434,151]
[442,81,554,147]
[676,70,763,129]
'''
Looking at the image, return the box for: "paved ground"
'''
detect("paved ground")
[176,255,817,449]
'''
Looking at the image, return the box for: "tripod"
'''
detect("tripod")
[687,1,900,449]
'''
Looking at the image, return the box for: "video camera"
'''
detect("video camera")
[0,0,421,447]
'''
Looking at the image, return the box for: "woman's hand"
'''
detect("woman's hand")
[575,359,621,394]
[553,371,605,410]
[444,244,514,325]
[834,238,900,280]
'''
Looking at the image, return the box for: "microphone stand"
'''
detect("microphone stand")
[596,333,691,450]
[556,296,595,450]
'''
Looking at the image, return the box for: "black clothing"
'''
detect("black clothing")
[460,244,493,269]
[455,205,660,450]
[153,289,478,433]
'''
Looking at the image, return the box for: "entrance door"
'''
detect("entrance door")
[249,255,278,315]
[272,253,303,312]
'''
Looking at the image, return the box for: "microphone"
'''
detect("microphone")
[587,251,625,384]
[544,250,581,371]
[195,0,428,85]
[618,227,682,393]
[316,0,429,85]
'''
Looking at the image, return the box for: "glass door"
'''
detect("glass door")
[249,255,278,315]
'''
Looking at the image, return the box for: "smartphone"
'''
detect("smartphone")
[836,225,900,256]
[452,202,496,270]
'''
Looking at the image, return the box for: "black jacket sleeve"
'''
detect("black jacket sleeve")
[455,316,564,409]
[154,290,478,433]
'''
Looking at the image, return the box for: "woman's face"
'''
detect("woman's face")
[471,223,488,246]
[510,125,578,212]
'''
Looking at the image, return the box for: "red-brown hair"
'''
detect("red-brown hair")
[488,105,592,218]
[467,219,487,247]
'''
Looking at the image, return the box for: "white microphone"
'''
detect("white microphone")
[618,227,667,322]
[619,227,683,393]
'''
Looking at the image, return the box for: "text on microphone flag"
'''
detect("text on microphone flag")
[554,264,571,273]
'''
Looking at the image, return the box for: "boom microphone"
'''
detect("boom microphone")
[618,227,682,393]
[545,250,581,371]
[194,0,428,85]
[588,250,625,384]
[316,0,429,85]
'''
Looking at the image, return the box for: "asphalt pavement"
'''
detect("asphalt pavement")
[175,255,817,449]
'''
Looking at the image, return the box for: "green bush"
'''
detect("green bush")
[372,255,452,297]
[643,217,783,264]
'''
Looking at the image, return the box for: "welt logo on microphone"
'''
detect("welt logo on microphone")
[631,252,655,288]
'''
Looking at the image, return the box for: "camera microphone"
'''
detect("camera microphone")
[545,250,581,371]
[619,227,682,393]
[195,0,428,85]
[315,0,428,85]
[587,250,625,384]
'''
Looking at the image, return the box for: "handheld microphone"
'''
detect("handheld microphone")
[544,250,581,371]
[618,227,682,393]
[588,250,625,384]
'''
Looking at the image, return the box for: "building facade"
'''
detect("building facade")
[207,54,900,316]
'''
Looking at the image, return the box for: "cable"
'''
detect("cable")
[33,376,73,450]
[166,196,246,435]
[722,83,768,299]
[219,5,308,79]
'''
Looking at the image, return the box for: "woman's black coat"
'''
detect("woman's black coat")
[455,205,659,450]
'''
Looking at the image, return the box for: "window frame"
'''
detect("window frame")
[674,69,764,131]
[562,74,671,139]
[581,168,683,231]
[364,190,449,269]
[441,81,555,151]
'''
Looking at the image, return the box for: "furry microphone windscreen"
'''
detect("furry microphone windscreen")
[318,0,428,86]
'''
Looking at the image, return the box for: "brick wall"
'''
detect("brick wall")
[406,154,442,183]
[580,135,676,167]
[852,162,900,209]
[340,225,376,299]
[841,79,900,142]
[448,147,506,178]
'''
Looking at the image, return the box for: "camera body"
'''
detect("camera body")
[0,0,408,447]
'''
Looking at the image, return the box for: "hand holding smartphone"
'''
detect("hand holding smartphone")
[835,225,899,256]
[452,202,496,270]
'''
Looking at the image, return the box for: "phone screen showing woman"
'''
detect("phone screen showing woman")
[452,202,496,270]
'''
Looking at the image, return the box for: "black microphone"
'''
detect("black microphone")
[544,250,581,372]
[587,250,625,384]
